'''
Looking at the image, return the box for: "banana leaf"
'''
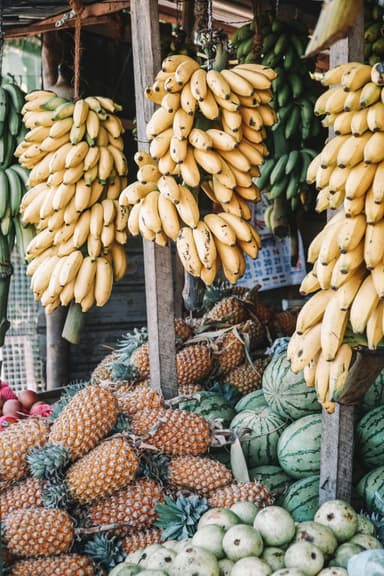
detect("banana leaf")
[305,0,364,58]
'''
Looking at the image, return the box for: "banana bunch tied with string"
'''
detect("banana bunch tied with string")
[119,53,277,285]
[253,15,323,223]
[288,61,384,413]
[0,78,35,260]
[16,90,129,313]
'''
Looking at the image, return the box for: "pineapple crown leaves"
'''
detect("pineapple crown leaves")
[202,281,233,312]
[50,381,89,420]
[207,380,242,406]
[83,533,126,571]
[137,450,170,483]
[27,443,72,480]
[115,327,148,363]
[109,412,131,435]
[155,493,209,541]
[41,478,72,509]
[111,361,139,383]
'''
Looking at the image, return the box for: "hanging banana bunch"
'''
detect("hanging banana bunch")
[289,61,384,413]
[364,0,384,66]
[16,91,129,313]
[119,52,277,286]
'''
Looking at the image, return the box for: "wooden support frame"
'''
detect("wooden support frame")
[319,7,364,504]
[130,0,178,400]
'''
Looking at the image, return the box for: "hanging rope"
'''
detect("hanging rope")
[69,0,84,99]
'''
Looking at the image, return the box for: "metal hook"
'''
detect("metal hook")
[55,9,76,28]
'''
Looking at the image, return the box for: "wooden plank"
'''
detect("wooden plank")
[130,0,178,400]
[319,6,365,504]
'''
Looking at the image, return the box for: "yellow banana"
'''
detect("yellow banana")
[364,131,384,164]
[39,186,57,220]
[317,213,344,264]
[87,234,102,259]
[200,259,218,286]
[97,146,114,183]
[139,190,162,233]
[306,154,322,184]
[215,238,243,278]
[89,202,104,238]
[47,209,65,232]
[296,289,333,334]
[26,227,55,260]
[134,150,157,167]
[53,222,76,245]
[203,213,237,246]
[158,150,178,176]
[161,54,196,73]
[299,266,321,295]
[337,214,366,253]
[344,88,363,112]
[24,125,51,143]
[316,165,333,190]
[180,145,201,187]
[64,141,89,169]
[31,255,60,297]
[173,108,194,140]
[367,101,384,132]
[188,128,213,150]
[127,202,141,236]
[232,66,271,90]
[88,179,105,205]
[58,250,83,287]
[206,69,231,100]
[108,144,128,176]
[335,240,365,276]
[175,185,200,228]
[366,299,384,349]
[63,196,80,225]
[190,68,208,101]
[365,186,384,223]
[73,209,91,248]
[341,64,372,91]
[350,107,369,136]
[314,87,339,116]
[100,198,115,227]
[198,88,220,120]
[176,226,202,276]
[206,128,238,152]
[63,162,85,185]
[158,175,181,204]
[109,242,128,281]
[180,81,197,115]
[314,352,331,404]
[101,222,115,248]
[52,183,76,211]
[303,352,320,388]
[237,139,264,166]
[343,194,365,217]
[149,127,174,159]
[241,124,266,144]
[345,162,377,200]
[137,163,161,185]
[333,110,354,135]
[240,106,263,130]
[364,221,384,269]
[320,135,349,168]
[69,123,86,145]
[114,201,129,231]
[350,274,380,334]
[321,294,349,360]
[328,343,353,402]
[170,135,188,164]
[361,82,381,108]
[57,236,76,257]
[371,261,384,298]
[321,62,360,86]
[192,220,217,270]
[96,125,109,146]
[324,86,348,114]
[372,160,384,202]
[94,256,113,307]
[218,211,253,243]
[316,258,336,289]
[328,165,351,193]
[289,322,322,374]
[73,179,91,212]
[235,183,261,202]
[193,148,222,175]
[315,187,331,213]
[103,115,124,139]
[221,191,245,218]
[337,133,371,168]
[146,107,176,139]
[212,177,233,204]
[157,192,180,241]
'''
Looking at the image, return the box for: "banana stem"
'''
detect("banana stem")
[212,43,228,71]
[61,301,85,344]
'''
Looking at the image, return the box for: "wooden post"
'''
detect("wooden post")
[319,7,364,504]
[130,0,178,399]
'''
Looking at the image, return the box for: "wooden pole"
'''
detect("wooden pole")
[130,0,178,400]
[319,8,364,504]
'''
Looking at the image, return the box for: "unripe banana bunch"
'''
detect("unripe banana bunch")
[120,52,277,285]
[364,0,384,66]
[288,61,384,409]
[0,79,35,259]
[254,15,323,215]
[231,21,258,64]
[16,90,130,313]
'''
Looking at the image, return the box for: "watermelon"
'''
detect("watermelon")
[356,405,384,469]
[249,465,292,503]
[178,392,235,427]
[235,389,267,412]
[229,407,288,467]
[282,475,320,522]
[262,353,321,421]
[356,465,384,514]
[277,413,321,479]
[361,370,384,414]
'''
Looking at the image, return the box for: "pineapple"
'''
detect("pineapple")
[2,507,74,557]
[130,407,211,456]
[225,358,267,395]
[166,455,233,495]
[120,528,163,554]
[0,477,45,516]
[214,329,245,375]
[27,385,118,479]
[175,318,193,342]
[8,554,96,575]
[242,318,266,349]
[0,418,50,483]
[128,342,150,380]
[204,295,248,325]
[90,351,117,385]
[84,478,164,535]
[207,481,273,508]
[273,310,297,337]
[65,436,139,505]
[177,382,204,395]
[116,387,164,415]
[176,344,213,387]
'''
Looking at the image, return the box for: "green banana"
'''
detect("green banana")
[284,106,301,140]
[13,216,35,261]
[0,169,10,219]
[2,82,25,112]
[270,154,289,187]
[285,150,300,175]
[255,158,275,190]
[6,166,23,217]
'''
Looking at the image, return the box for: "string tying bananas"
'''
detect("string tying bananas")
[17,91,129,313]
[119,53,276,285]
[289,61,384,413]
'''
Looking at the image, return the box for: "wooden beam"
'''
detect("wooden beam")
[319,6,364,505]
[130,0,178,400]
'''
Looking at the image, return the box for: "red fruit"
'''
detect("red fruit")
[2,399,23,418]
[0,415,19,430]
[17,389,39,411]
[29,401,53,418]
[0,385,18,401]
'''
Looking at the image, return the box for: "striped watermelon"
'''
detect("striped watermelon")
[356,465,384,514]
[362,371,384,414]
[235,389,267,412]
[249,464,292,503]
[356,405,384,469]
[179,391,235,427]
[277,413,322,479]
[230,407,288,468]
[282,475,320,522]
[262,353,321,421]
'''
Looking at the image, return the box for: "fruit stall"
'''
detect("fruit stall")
[2,0,384,575]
